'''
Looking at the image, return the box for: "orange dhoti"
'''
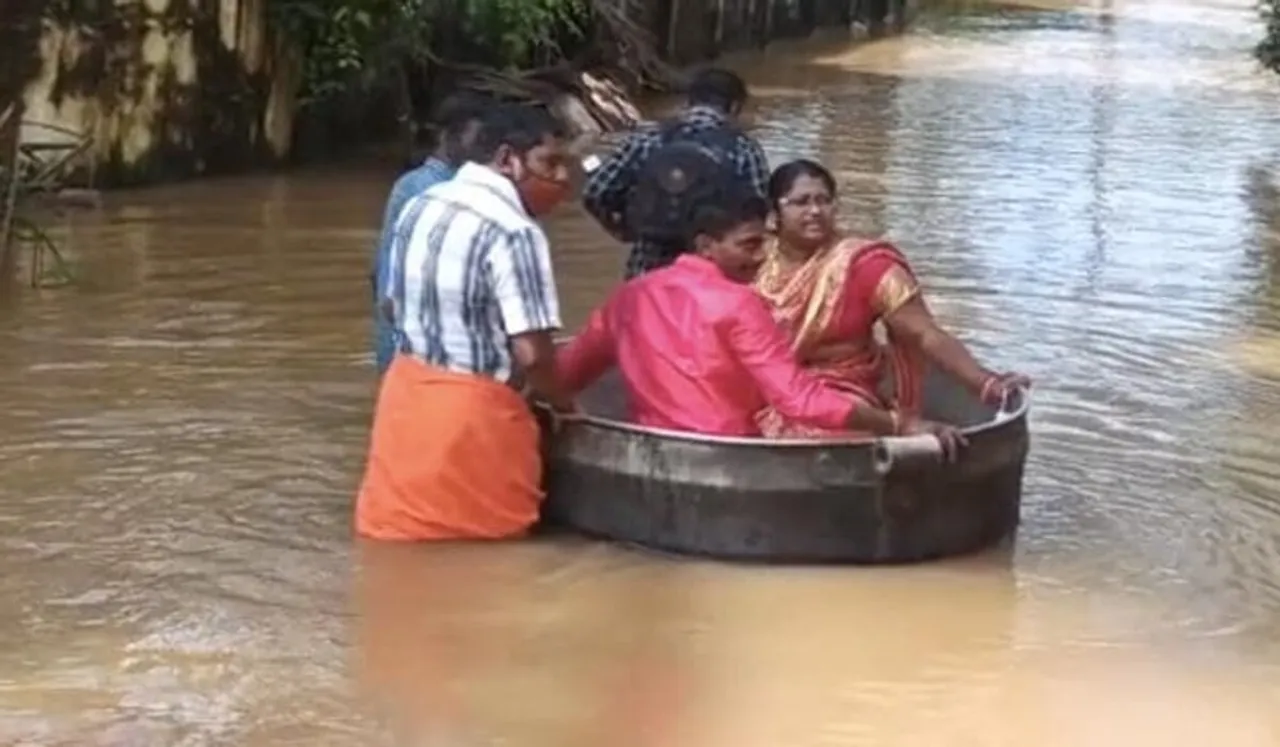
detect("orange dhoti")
[355,354,543,541]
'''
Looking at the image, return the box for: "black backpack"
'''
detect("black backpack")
[625,121,742,244]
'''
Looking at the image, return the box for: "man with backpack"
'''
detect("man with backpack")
[582,67,770,279]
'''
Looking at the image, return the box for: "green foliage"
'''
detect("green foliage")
[269,0,425,106]
[458,0,591,68]
[270,0,589,108]
[1260,0,1280,73]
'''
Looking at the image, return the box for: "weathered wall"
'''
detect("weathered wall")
[16,0,301,187]
[0,1,46,163]
[8,0,913,188]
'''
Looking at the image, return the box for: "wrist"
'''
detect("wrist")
[978,373,999,402]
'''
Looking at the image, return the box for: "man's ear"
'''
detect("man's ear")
[691,233,709,254]
[492,143,516,178]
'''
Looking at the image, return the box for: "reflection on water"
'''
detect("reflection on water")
[4,0,1280,743]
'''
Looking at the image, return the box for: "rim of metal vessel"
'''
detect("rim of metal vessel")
[548,338,1030,449]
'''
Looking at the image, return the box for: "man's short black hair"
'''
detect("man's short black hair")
[465,102,568,163]
[683,186,769,246]
[434,90,491,137]
[686,67,749,112]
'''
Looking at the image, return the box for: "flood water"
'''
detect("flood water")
[4,0,1280,744]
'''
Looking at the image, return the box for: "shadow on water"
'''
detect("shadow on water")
[352,541,1025,747]
[5,0,1280,744]
[352,540,696,747]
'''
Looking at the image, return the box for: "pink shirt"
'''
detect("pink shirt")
[556,255,856,436]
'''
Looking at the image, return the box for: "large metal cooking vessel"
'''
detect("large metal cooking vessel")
[539,366,1030,564]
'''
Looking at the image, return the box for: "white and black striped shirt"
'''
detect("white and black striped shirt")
[383,162,561,382]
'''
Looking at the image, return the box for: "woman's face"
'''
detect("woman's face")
[774,174,836,247]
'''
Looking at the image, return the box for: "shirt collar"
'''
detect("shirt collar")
[673,253,721,276]
[684,105,730,124]
[421,155,452,172]
[453,162,525,214]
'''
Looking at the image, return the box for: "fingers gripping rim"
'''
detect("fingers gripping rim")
[995,384,1031,423]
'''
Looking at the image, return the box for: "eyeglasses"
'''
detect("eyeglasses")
[779,193,835,209]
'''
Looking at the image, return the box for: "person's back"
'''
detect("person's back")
[389,171,549,378]
[370,93,488,376]
[579,254,828,434]
[582,67,770,279]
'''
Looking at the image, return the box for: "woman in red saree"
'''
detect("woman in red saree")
[754,159,1029,437]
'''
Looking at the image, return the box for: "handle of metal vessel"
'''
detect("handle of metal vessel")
[809,450,879,488]
[871,434,945,476]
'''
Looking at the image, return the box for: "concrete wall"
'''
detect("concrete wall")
[10,0,301,187]
[5,0,913,188]
[0,0,45,166]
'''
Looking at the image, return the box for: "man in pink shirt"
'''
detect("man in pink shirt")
[556,189,965,455]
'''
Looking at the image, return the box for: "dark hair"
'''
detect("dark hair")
[434,91,491,137]
[684,187,769,246]
[766,159,837,206]
[465,102,567,163]
[686,67,749,112]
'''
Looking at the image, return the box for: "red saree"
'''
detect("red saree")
[753,238,926,437]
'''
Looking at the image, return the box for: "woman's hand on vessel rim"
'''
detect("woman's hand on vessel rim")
[981,372,1032,405]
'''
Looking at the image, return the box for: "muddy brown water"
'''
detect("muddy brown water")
[4,0,1280,744]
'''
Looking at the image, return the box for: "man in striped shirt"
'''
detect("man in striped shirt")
[356,103,576,542]
[370,93,488,376]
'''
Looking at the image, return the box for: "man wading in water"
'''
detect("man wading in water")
[357,103,577,542]
[369,93,489,377]
[582,67,771,279]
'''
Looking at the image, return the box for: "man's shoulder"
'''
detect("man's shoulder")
[610,122,664,158]
[630,120,665,139]
[611,265,665,303]
[632,264,766,331]
[394,159,453,191]
[717,274,767,305]
[420,173,468,199]
[421,179,536,235]
[728,128,764,154]
[641,261,749,299]
[695,271,771,316]
[676,116,759,158]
